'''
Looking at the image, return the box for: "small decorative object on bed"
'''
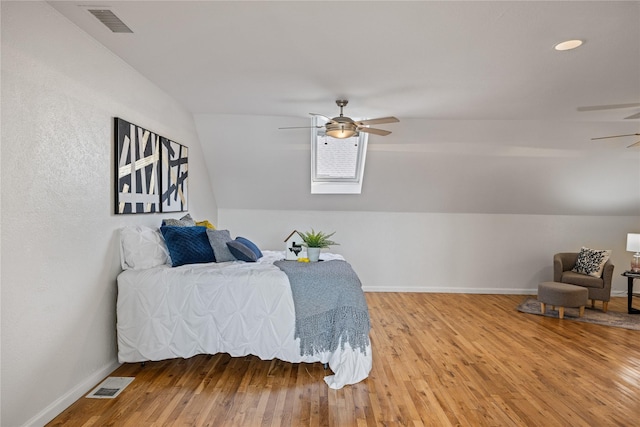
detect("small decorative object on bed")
[284,230,304,260]
[116,225,371,389]
[299,229,339,262]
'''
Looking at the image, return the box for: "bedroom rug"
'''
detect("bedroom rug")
[517,297,640,331]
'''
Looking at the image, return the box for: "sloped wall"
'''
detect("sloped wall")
[195,114,640,216]
[1,2,217,426]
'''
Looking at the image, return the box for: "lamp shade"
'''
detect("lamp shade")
[627,233,640,253]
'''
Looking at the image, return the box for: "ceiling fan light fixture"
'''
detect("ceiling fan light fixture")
[554,39,583,51]
[326,123,359,139]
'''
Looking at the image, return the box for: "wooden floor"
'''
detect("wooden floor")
[48,293,640,426]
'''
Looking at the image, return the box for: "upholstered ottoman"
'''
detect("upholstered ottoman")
[537,281,589,319]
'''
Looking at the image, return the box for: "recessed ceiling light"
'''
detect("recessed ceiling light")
[554,39,583,51]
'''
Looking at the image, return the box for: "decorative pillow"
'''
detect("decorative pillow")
[236,236,263,259]
[196,220,216,229]
[119,225,170,270]
[572,246,612,278]
[206,229,236,262]
[160,225,215,267]
[162,213,196,227]
[227,240,258,262]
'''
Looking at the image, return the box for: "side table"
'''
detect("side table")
[622,271,640,314]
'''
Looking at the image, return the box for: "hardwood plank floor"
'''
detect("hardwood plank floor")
[48,294,640,426]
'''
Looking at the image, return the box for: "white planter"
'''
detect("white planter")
[307,247,321,262]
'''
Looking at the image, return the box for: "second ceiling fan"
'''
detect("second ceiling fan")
[591,133,640,148]
[280,100,399,139]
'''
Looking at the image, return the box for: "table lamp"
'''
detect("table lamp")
[627,233,640,272]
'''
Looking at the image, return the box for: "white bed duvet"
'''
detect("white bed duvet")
[116,251,372,389]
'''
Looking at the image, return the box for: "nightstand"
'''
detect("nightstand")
[622,271,640,314]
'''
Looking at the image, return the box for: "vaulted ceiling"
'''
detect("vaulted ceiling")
[49,1,640,215]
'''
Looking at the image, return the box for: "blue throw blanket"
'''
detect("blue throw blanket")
[274,260,371,356]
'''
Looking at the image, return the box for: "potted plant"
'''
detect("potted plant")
[299,229,339,262]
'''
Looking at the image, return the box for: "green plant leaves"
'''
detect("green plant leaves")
[299,229,339,248]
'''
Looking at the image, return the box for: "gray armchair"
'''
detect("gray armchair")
[554,252,614,312]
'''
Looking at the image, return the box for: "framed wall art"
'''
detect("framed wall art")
[160,137,188,212]
[114,118,161,214]
[114,117,188,214]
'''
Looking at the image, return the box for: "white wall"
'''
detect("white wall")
[0,2,217,426]
[219,209,637,295]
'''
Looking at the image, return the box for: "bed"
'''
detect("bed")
[116,225,372,389]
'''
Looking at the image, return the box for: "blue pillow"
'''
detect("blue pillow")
[160,226,215,267]
[227,240,258,262]
[236,236,263,259]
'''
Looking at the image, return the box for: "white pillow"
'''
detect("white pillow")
[572,246,612,278]
[120,225,170,270]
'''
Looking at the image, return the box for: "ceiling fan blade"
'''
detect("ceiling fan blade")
[591,133,640,140]
[358,127,391,136]
[278,125,323,130]
[356,116,400,126]
[628,140,640,148]
[624,112,640,120]
[578,103,640,112]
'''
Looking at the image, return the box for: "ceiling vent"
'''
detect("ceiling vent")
[86,8,133,33]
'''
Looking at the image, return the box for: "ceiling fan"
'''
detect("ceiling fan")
[279,100,399,139]
[591,133,640,148]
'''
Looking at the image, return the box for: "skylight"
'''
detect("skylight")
[311,116,368,194]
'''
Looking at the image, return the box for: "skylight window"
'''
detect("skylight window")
[311,116,368,194]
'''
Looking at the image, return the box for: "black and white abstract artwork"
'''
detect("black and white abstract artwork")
[115,118,161,214]
[160,137,188,213]
[114,117,188,214]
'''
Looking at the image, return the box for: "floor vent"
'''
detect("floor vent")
[87,9,133,33]
[86,377,134,399]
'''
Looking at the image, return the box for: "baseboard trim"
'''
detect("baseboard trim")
[362,287,629,297]
[24,359,121,427]
[362,286,538,295]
